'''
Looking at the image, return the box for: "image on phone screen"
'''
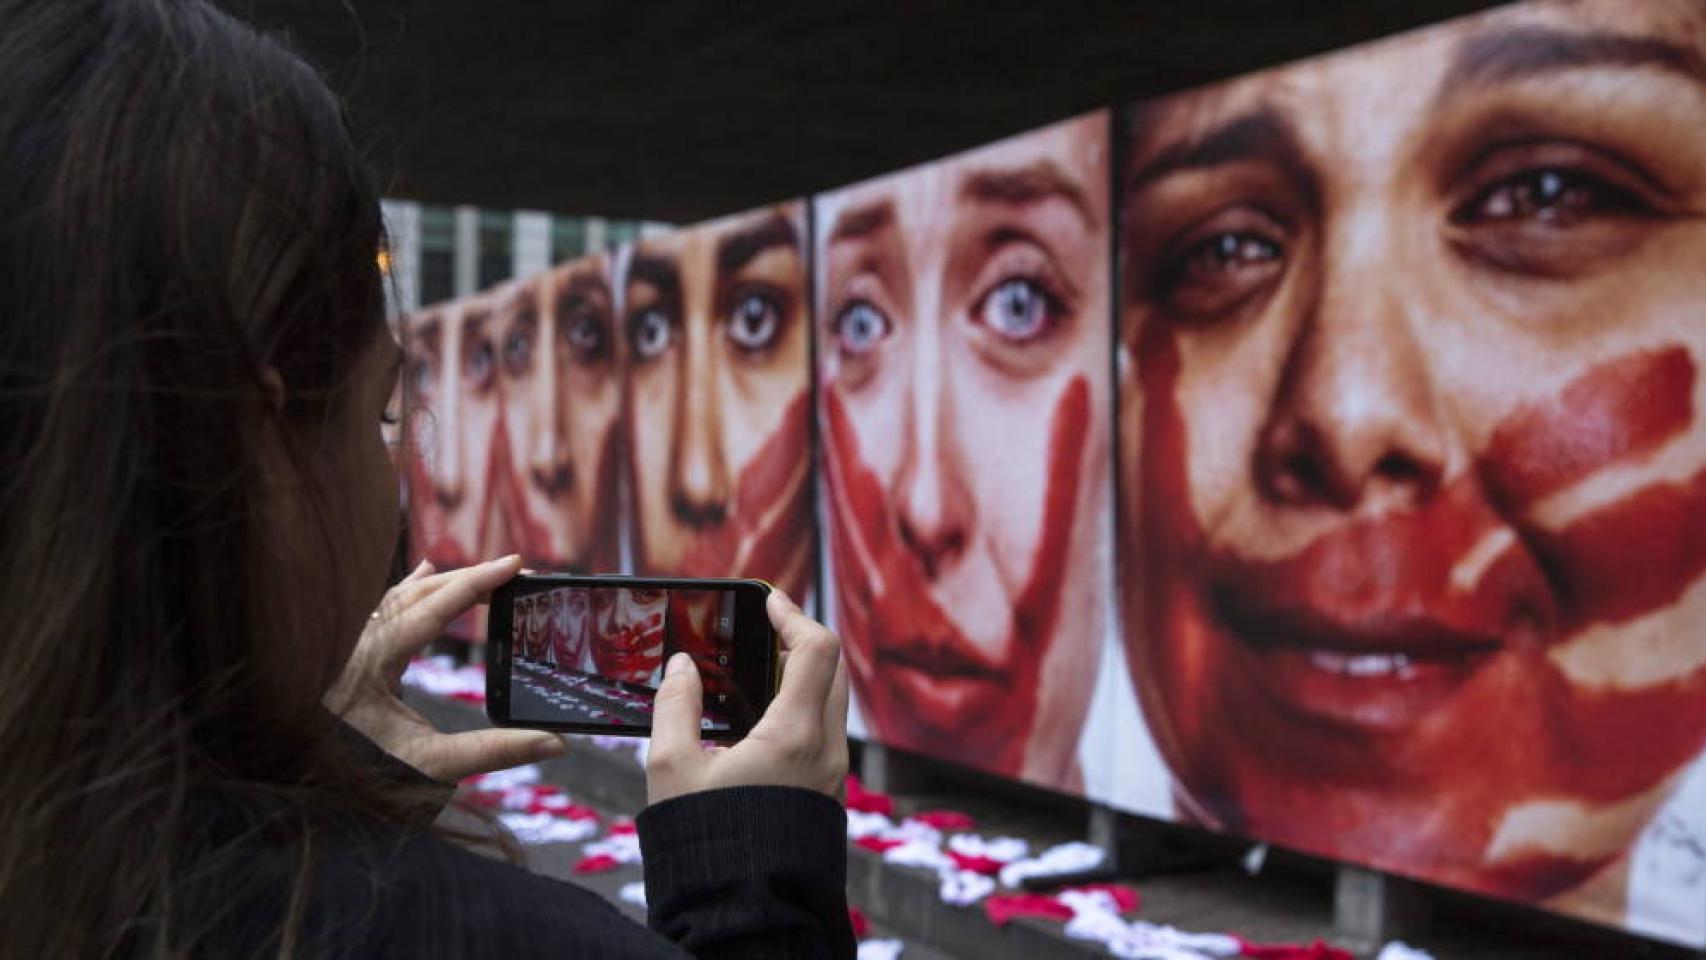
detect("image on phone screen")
[506,585,739,733]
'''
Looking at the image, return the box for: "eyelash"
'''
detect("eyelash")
[1452,165,1651,226]
[1150,206,1290,323]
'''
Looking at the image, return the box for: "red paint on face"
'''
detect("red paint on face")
[503,420,622,573]
[1135,325,1706,899]
[666,594,733,699]
[666,389,813,596]
[1483,346,1693,505]
[554,590,592,668]
[827,376,1089,776]
[593,605,665,686]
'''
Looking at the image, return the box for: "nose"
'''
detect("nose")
[668,321,729,527]
[433,393,466,510]
[529,343,575,497]
[1256,245,1445,512]
[894,370,975,581]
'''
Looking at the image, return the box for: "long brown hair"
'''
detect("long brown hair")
[0,0,432,955]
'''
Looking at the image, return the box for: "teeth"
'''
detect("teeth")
[1307,651,1414,678]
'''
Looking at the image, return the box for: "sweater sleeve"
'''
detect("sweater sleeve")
[638,785,856,960]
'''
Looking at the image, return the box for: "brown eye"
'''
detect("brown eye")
[1453,167,1641,229]
[1156,221,1285,322]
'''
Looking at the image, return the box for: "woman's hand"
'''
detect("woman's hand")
[647,590,850,805]
[325,555,567,783]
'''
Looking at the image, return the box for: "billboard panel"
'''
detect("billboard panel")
[1114,0,1706,943]
[814,112,1116,793]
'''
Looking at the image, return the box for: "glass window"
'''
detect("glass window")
[419,204,455,306]
[477,210,513,289]
[551,217,586,263]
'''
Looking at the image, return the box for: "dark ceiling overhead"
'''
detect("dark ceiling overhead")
[223,0,1508,224]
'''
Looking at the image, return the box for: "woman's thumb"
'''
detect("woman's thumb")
[647,653,705,796]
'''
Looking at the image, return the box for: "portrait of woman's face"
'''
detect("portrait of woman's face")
[592,587,668,686]
[619,204,814,599]
[493,256,622,573]
[558,587,592,671]
[816,113,1112,790]
[666,589,734,700]
[523,595,545,660]
[1119,0,1706,903]
[403,294,507,573]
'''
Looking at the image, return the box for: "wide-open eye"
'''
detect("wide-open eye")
[1155,209,1287,323]
[564,307,611,363]
[627,306,674,361]
[973,277,1059,342]
[832,300,891,356]
[727,290,782,352]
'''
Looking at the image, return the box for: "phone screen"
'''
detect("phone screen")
[504,583,742,733]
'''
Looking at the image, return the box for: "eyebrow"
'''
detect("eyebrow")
[460,302,492,328]
[1438,26,1706,96]
[555,271,611,316]
[716,212,800,275]
[411,313,442,342]
[826,199,895,245]
[1126,105,1317,199]
[958,159,1096,226]
[625,251,679,299]
[507,284,540,322]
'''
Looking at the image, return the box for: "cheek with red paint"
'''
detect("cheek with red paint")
[653,389,812,585]
[1135,328,1706,899]
[823,378,1090,780]
[668,598,734,696]
[594,610,666,682]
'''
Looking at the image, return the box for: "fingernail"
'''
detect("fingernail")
[489,554,521,567]
[666,652,692,677]
[535,734,568,758]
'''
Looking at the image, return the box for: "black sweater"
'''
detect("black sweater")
[185,749,855,958]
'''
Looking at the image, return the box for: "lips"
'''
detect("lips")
[822,377,1089,777]
[872,630,1011,727]
[1210,577,1508,732]
[1208,470,1562,735]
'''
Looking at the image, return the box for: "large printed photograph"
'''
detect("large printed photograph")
[618,202,816,604]
[815,112,1114,793]
[400,253,624,640]
[1115,0,1706,942]
[391,3,1706,941]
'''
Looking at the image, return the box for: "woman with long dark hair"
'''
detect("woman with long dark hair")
[0,1,852,956]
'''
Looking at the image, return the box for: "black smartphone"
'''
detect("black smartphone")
[486,574,776,739]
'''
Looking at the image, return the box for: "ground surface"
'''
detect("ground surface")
[410,689,1702,960]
